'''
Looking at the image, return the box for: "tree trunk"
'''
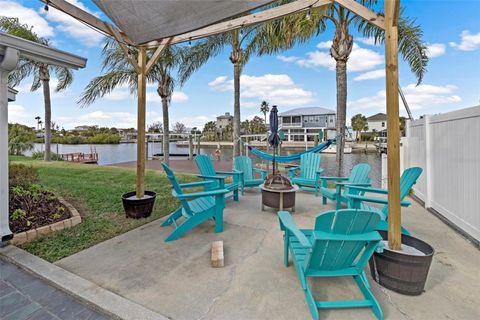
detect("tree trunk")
[40,65,51,162]
[230,30,242,158]
[161,97,170,165]
[233,62,241,157]
[330,17,353,176]
[335,60,347,175]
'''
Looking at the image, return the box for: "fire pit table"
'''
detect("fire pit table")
[260,184,299,212]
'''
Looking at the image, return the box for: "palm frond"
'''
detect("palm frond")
[355,8,428,85]
[7,59,37,87]
[31,72,42,92]
[78,70,137,107]
[52,65,74,92]
[178,33,231,85]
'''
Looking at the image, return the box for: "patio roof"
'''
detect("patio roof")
[93,0,274,45]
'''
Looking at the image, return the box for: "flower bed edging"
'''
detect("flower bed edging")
[11,197,82,245]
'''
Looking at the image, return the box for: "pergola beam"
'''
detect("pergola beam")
[336,0,386,30]
[145,38,172,74]
[39,0,133,45]
[105,24,140,74]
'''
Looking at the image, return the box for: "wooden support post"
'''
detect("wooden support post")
[211,241,224,268]
[385,0,402,250]
[197,135,201,155]
[136,47,147,198]
[188,134,193,160]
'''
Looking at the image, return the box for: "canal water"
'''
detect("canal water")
[29,143,382,186]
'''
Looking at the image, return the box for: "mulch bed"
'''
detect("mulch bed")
[9,189,72,234]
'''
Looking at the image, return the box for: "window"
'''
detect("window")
[381,122,385,127]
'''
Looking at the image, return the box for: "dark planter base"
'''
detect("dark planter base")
[122,191,157,219]
[369,230,434,295]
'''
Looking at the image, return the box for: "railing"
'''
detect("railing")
[61,153,98,163]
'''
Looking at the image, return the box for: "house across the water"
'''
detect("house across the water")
[278,107,336,142]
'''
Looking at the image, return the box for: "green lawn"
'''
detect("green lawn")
[10,157,197,262]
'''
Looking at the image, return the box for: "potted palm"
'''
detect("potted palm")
[79,40,192,218]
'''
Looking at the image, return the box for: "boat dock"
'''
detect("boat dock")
[61,152,98,164]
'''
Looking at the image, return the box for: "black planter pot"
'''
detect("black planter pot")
[122,191,157,219]
[369,230,434,295]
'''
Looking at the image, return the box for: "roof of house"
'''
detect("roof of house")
[279,107,335,116]
[367,113,387,121]
[217,114,233,119]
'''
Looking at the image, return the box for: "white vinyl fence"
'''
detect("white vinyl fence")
[401,105,480,242]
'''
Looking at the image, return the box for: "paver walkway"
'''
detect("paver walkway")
[0,258,109,320]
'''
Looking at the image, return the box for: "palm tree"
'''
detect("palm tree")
[260,100,270,124]
[79,39,187,165]
[1,17,74,161]
[254,1,428,174]
[179,25,263,157]
[351,113,368,141]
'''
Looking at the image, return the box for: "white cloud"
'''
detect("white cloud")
[425,43,446,58]
[356,37,378,46]
[208,76,228,87]
[348,83,462,113]
[40,0,105,47]
[277,55,300,63]
[353,69,385,81]
[0,1,54,37]
[449,30,480,51]
[296,51,336,69]
[171,92,189,103]
[208,74,315,106]
[8,104,34,125]
[283,43,384,72]
[316,41,333,49]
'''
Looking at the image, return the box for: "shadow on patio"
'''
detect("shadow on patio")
[56,191,479,320]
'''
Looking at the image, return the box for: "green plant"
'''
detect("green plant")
[11,208,26,221]
[31,151,63,161]
[9,163,38,188]
[8,123,35,155]
[10,208,33,227]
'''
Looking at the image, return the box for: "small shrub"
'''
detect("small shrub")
[31,151,63,161]
[9,164,38,188]
[11,208,26,221]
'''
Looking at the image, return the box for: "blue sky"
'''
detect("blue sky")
[4,0,480,130]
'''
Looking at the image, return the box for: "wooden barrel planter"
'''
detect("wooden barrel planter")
[369,230,434,295]
[122,191,157,219]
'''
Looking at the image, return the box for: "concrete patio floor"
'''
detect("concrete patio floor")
[56,191,480,320]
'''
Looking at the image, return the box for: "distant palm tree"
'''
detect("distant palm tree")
[1,17,74,161]
[179,25,264,157]
[260,101,270,124]
[255,1,428,174]
[79,39,187,165]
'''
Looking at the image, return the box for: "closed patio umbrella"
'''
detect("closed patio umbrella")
[268,105,280,174]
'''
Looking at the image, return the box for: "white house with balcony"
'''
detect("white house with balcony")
[279,107,336,142]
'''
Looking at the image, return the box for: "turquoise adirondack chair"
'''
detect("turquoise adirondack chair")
[161,162,229,242]
[320,163,372,210]
[278,209,383,320]
[288,153,323,195]
[195,155,241,201]
[233,156,267,194]
[346,167,423,235]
